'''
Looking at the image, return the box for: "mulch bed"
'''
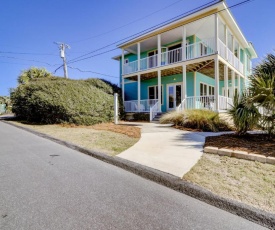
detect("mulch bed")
[205,134,275,157]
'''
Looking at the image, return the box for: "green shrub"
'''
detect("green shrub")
[228,93,260,135]
[11,78,123,125]
[133,113,150,121]
[160,109,232,132]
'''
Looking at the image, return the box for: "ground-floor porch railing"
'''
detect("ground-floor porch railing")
[124,99,160,121]
[124,99,159,112]
[177,95,233,111]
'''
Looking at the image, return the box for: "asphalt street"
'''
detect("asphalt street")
[0,121,267,229]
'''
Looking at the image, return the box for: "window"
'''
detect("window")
[200,83,214,96]
[148,85,163,104]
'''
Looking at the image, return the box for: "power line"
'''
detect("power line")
[0,51,57,56]
[0,61,33,66]
[53,48,118,74]
[0,56,59,66]
[67,66,119,78]
[69,0,184,43]
[66,0,218,64]
[67,0,253,65]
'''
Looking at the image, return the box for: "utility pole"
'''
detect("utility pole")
[54,42,70,78]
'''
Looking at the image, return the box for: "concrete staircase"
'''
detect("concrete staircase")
[152,112,165,122]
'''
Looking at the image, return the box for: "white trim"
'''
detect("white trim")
[166,82,183,111]
[147,85,164,105]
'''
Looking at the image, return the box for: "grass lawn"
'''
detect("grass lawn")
[9,121,140,156]
[184,153,275,214]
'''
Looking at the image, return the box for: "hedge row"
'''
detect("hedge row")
[11,77,123,125]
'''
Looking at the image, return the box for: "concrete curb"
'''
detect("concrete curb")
[2,120,275,229]
[204,146,275,165]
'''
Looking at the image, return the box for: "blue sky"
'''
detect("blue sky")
[0,0,274,96]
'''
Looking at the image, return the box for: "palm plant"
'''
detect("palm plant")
[18,67,52,84]
[228,93,260,135]
[248,52,275,137]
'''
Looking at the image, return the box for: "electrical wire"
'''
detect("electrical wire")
[67,0,253,65]
[69,0,184,43]
[0,56,59,66]
[67,0,218,64]
[0,51,57,56]
[67,66,119,78]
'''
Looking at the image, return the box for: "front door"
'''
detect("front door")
[167,84,182,111]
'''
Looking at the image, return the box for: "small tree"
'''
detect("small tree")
[248,52,275,137]
[18,67,52,84]
[228,93,260,135]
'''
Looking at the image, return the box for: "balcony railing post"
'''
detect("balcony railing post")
[137,42,140,71]
[121,48,124,75]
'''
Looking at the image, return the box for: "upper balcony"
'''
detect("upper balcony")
[120,14,248,77]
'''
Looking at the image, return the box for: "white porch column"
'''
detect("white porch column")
[157,69,161,112]
[214,57,219,111]
[243,53,247,87]
[122,77,125,102]
[182,64,187,100]
[157,34,161,67]
[224,65,228,109]
[231,71,235,98]
[121,49,125,75]
[225,25,228,59]
[237,74,241,95]
[137,74,140,112]
[214,13,219,54]
[182,26,186,61]
[137,42,140,71]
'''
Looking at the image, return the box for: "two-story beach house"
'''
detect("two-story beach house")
[113,0,257,120]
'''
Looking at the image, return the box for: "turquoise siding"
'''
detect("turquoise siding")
[124,82,138,101]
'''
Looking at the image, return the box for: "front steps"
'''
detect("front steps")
[152,112,165,122]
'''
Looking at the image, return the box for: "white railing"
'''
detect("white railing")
[218,38,244,75]
[219,95,228,110]
[140,54,158,71]
[186,38,215,60]
[218,39,227,60]
[185,96,215,110]
[122,38,215,75]
[164,47,182,65]
[227,97,233,108]
[227,49,234,66]
[239,62,244,74]
[123,60,138,75]
[177,95,233,111]
[233,55,239,70]
[124,99,159,112]
[150,101,159,121]
[177,99,186,111]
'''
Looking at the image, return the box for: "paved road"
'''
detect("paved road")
[0,122,266,230]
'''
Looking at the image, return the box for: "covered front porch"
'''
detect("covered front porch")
[123,57,244,120]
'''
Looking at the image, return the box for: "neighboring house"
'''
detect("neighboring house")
[113,0,257,120]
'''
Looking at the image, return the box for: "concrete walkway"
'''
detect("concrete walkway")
[118,122,221,178]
